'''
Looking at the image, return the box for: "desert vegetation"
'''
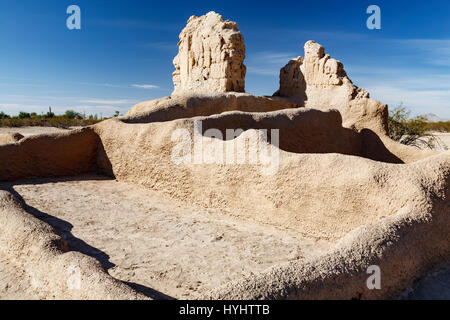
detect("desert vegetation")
[388,105,449,149]
[425,121,450,132]
[0,108,119,128]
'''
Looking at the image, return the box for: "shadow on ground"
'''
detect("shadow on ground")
[0,178,174,300]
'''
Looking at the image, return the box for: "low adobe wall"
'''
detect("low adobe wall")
[202,154,450,299]
[0,128,99,181]
[0,133,24,145]
[126,93,299,123]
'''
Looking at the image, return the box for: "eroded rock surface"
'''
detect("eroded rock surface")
[274,40,388,134]
[172,11,246,95]
[0,133,24,145]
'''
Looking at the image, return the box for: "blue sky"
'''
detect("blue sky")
[0,0,449,118]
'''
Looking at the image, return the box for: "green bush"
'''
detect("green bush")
[18,112,31,119]
[0,115,101,128]
[64,110,82,119]
[0,111,10,119]
[388,105,445,149]
[424,121,450,132]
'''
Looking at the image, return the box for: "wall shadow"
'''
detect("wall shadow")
[196,109,404,164]
[360,129,404,164]
[6,185,116,269]
[0,178,176,300]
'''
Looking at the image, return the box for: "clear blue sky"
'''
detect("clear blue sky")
[0,0,449,118]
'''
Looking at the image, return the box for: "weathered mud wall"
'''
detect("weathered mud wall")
[126,93,299,121]
[274,41,388,135]
[0,133,24,145]
[0,128,99,181]
[172,12,246,95]
[202,156,450,299]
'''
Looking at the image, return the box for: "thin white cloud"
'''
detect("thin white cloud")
[79,99,135,105]
[340,61,450,119]
[363,85,450,119]
[73,105,128,112]
[131,84,160,89]
[351,70,450,91]
[246,52,297,76]
[390,38,450,67]
[145,42,176,51]
[0,78,128,89]
[246,67,279,76]
[94,19,179,31]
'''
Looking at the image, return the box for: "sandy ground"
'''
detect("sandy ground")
[0,126,80,137]
[1,175,330,299]
[433,132,450,151]
[0,253,39,300]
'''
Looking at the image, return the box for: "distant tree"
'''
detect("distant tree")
[114,111,120,117]
[18,112,31,119]
[65,110,82,119]
[388,104,442,149]
[0,111,10,119]
[30,112,38,118]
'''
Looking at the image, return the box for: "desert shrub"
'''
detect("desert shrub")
[64,110,83,119]
[0,111,10,119]
[18,112,31,119]
[388,105,445,149]
[0,115,102,128]
[424,121,450,132]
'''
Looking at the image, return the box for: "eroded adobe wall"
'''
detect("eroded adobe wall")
[126,93,299,120]
[275,41,388,135]
[126,92,437,163]
[0,133,24,145]
[172,12,246,96]
[202,156,450,299]
[0,128,99,181]
[93,113,447,241]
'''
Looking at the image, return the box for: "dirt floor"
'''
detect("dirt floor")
[1,175,330,299]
